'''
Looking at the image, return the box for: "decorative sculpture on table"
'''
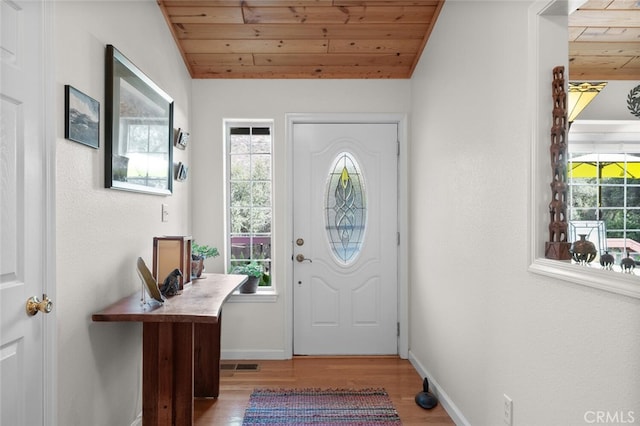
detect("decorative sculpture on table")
[569,234,597,265]
[621,253,636,273]
[160,268,183,297]
[600,251,615,270]
[545,66,572,260]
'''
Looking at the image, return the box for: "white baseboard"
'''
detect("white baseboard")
[408,350,471,426]
[221,349,289,360]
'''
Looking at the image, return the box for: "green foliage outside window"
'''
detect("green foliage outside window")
[227,123,273,286]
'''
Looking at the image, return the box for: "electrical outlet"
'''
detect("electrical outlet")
[503,394,513,426]
[162,204,169,222]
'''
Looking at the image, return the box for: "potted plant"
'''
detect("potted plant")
[191,242,219,279]
[231,261,263,294]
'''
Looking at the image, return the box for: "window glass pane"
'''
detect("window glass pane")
[252,182,271,207]
[252,134,271,154]
[570,208,597,221]
[128,126,150,151]
[251,208,271,233]
[569,176,598,184]
[230,207,250,233]
[627,186,640,205]
[251,236,271,259]
[601,209,625,229]
[230,134,250,154]
[149,126,167,151]
[570,185,597,207]
[325,152,367,265]
[230,234,251,260]
[600,162,624,179]
[628,177,640,185]
[608,230,624,238]
[230,127,250,135]
[230,181,251,207]
[601,177,621,185]
[601,186,624,207]
[626,231,640,245]
[251,154,271,180]
[230,155,250,180]
[626,209,640,227]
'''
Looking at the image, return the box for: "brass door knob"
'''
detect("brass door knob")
[26,294,53,316]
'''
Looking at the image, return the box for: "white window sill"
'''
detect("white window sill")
[227,289,278,303]
[529,258,640,299]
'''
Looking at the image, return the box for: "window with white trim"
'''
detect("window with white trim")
[225,121,273,289]
[568,152,640,269]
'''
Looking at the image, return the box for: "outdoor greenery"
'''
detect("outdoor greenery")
[191,243,219,259]
[229,134,272,235]
[227,126,273,287]
[231,260,263,278]
[569,173,640,257]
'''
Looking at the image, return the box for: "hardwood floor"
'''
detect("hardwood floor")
[194,357,455,425]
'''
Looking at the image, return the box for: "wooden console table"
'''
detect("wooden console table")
[92,273,246,426]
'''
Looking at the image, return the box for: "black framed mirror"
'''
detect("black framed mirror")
[105,44,173,195]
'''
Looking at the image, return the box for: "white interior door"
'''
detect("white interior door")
[1,0,53,424]
[293,122,398,355]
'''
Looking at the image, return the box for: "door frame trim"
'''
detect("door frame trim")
[43,0,58,423]
[285,113,408,358]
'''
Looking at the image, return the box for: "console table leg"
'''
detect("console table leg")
[194,315,221,398]
[143,322,194,426]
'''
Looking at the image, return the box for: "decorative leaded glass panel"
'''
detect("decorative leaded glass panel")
[325,152,367,264]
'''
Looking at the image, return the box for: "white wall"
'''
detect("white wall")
[55,2,191,425]
[409,2,640,426]
[577,81,640,121]
[190,79,411,357]
[52,1,640,425]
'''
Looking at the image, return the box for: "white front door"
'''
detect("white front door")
[293,122,398,355]
[1,0,54,424]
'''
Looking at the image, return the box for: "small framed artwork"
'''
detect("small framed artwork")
[64,85,100,149]
[174,128,189,149]
[175,162,188,181]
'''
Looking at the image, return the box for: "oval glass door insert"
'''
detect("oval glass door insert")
[325,152,367,264]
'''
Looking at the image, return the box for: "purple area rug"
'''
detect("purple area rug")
[242,388,402,425]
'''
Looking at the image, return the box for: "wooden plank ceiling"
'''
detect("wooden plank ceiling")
[157,0,443,78]
[157,0,640,80]
[569,0,640,80]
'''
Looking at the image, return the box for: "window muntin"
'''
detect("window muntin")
[226,123,273,287]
